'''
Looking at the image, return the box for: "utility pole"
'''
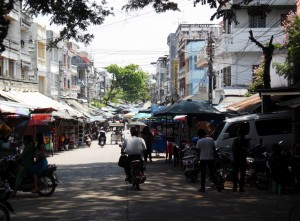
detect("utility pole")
[207,31,214,105]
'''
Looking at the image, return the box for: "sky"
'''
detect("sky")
[36,0,221,74]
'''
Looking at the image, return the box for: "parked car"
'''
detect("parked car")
[211,111,292,152]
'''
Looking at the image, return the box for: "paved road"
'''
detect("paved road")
[9,130,300,221]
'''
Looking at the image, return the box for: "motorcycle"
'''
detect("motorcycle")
[119,145,146,190]
[182,144,199,183]
[215,146,233,186]
[84,134,92,147]
[99,136,106,147]
[129,158,146,190]
[0,155,59,196]
[0,180,14,221]
[245,144,270,190]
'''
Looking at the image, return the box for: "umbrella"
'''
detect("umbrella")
[14,119,52,136]
[153,99,224,119]
[132,113,152,120]
[128,121,147,127]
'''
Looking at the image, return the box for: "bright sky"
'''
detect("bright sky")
[36,0,221,74]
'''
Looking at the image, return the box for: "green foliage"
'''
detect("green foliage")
[246,62,264,96]
[104,64,150,104]
[274,12,300,82]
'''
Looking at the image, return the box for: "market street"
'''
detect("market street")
[9,130,300,221]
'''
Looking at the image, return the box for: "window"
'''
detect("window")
[249,16,266,28]
[223,66,231,87]
[9,60,14,77]
[225,122,250,138]
[255,118,292,136]
[0,59,3,76]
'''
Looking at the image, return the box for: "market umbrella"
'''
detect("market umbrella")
[132,113,152,120]
[128,121,147,127]
[153,99,225,140]
[14,118,52,136]
[153,99,223,118]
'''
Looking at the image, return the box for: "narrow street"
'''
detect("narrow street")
[9,130,300,221]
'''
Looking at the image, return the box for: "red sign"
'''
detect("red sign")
[31,114,52,121]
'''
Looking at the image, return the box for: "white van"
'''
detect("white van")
[211,111,292,152]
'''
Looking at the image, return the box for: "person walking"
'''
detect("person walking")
[231,124,250,192]
[141,126,154,163]
[196,129,221,192]
[121,127,146,181]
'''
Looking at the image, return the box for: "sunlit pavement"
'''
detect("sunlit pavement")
[9,129,300,221]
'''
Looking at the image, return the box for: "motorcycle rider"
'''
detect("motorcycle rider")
[98,127,107,145]
[12,135,35,197]
[121,127,146,181]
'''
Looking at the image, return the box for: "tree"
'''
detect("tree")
[273,12,300,84]
[104,64,150,104]
[1,0,275,53]
[249,30,274,113]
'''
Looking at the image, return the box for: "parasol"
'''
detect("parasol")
[128,121,147,127]
[14,119,52,136]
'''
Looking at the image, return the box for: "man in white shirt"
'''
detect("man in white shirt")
[121,127,146,181]
[196,129,222,192]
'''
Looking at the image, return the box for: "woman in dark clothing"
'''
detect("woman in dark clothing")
[231,125,250,192]
[141,126,154,163]
[30,133,48,193]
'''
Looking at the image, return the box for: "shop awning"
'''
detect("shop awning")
[0,91,63,111]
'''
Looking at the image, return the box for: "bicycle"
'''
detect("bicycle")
[289,202,300,221]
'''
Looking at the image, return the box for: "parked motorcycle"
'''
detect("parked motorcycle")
[246,144,270,190]
[0,180,14,221]
[0,155,58,196]
[215,146,233,185]
[182,144,199,182]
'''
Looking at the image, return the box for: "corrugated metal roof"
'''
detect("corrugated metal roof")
[225,93,261,113]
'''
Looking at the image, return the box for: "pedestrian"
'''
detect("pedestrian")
[58,133,65,151]
[135,125,141,137]
[12,135,35,197]
[231,124,250,192]
[195,129,221,192]
[141,126,154,163]
[121,127,146,181]
[30,133,48,193]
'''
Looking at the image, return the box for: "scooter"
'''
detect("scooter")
[0,180,14,221]
[99,136,106,147]
[0,155,59,196]
[119,145,146,190]
[129,158,146,190]
[182,144,199,182]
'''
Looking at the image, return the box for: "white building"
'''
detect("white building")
[206,0,295,104]
[0,1,38,92]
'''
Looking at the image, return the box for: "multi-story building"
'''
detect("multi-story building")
[0,1,38,92]
[30,22,47,94]
[174,24,218,99]
[205,0,295,104]
[152,56,168,104]
[46,30,63,100]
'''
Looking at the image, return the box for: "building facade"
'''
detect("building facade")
[208,0,294,103]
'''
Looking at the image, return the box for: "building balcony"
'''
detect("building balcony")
[6,7,19,21]
[216,27,284,56]
[20,14,31,31]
